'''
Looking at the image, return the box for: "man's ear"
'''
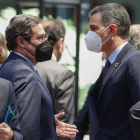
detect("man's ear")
[59,38,64,47]
[109,24,117,34]
[17,36,25,49]
[57,38,64,48]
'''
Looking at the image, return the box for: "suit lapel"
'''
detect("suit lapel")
[8,53,52,99]
[89,70,103,114]
[97,43,132,105]
[34,70,52,99]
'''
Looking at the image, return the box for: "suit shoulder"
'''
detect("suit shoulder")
[125,48,140,70]
[37,60,73,75]
[127,47,140,57]
[0,59,35,80]
[1,59,31,72]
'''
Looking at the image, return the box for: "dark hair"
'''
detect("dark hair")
[43,19,66,46]
[5,14,42,51]
[89,3,131,39]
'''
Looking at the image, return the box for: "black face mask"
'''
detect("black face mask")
[24,40,53,62]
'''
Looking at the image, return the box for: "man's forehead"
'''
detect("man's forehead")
[89,12,103,26]
[31,23,46,35]
[31,23,42,28]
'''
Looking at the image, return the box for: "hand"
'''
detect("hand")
[55,112,78,137]
[0,123,14,140]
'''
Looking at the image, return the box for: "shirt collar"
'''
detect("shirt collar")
[108,42,128,64]
[13,52,37,70]
[52,54,57,61]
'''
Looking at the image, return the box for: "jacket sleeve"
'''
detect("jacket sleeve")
[8,81,23,140]
[126,54,140,104]
[127,54,140,140]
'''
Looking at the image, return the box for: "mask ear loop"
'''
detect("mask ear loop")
[99,36,112,47]
[99,26,110,36]
[98,26,112,47]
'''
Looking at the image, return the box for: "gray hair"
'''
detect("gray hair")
[5,14,42,51]
[89,3,131,39]
[129,24,140,50]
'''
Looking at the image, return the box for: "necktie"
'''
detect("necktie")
[103,59,111,79]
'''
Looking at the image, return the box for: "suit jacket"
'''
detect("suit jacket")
[0,52,57,140]
[89,43,140,140]
[36,58,75,140]
[0,78,23,140]
[129,101,140,140]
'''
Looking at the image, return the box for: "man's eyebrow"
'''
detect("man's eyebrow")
[89,24,98,28]
[37,34,46,37]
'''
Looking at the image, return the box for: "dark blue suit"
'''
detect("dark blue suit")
[0,52,57,140]
[89,43,140,140]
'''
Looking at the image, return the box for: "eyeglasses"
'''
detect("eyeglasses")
[37,34,49,43]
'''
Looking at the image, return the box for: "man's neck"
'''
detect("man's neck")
[12,48,37,65]
[52,54,57,61]
[105,37,128,57]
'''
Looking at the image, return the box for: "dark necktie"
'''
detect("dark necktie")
[103,59,111,79]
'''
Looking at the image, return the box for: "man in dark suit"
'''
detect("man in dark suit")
[36,19,75,140]
[84,3,140,140]
[74,53,107,140]
[0,78,23,140]
[0,14,78,140]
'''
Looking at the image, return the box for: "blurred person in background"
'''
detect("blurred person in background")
[84,3,140,140]
[129,24,140,50]
[74,52,107,140]
[0,14,78,140]
[0,32,8,67]
[128,24,140,140]
[36,19,75,140]
[0,78,23,140]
